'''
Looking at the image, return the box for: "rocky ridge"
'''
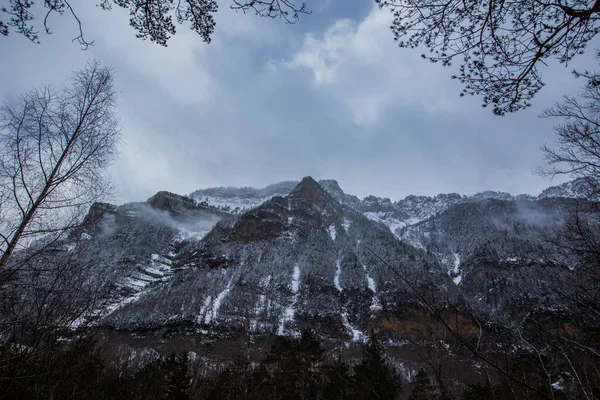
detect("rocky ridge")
[19,176,596,370]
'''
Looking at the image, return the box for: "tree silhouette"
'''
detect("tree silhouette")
[377,0,600,114]
[1,0,309,48]
[408,368,436,400]
[0,60,119,272]
[353,332,400,400]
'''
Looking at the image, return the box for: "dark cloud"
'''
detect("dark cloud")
[0,1,595,203]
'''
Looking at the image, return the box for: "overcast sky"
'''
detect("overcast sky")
[1,0,597,203]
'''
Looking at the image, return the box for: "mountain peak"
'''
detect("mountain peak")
[319,179,342,193]
[538,177,598,200]
[289,176,332,206]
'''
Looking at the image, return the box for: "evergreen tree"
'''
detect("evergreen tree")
[323,358,353,400]
[166,353,191,400]
[408,368,436,400]
[352,333,399,400]
[462,382,494,400]
[265,330,324,400]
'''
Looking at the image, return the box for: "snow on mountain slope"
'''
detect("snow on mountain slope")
[21,175,596,395]
[188,180,464,237]
[187,178,597,241]
[538,177,598,200]
[99,177,452,339]
[189,181,298,213]
[52,177,596,339]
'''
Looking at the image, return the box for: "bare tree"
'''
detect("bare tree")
[1,0,309,49]
[539,56,600,194]
[376,0,600,115]
[0,240,115,398]
[0,60,120,272]
[231,0,308,24]
[536,51,600,324]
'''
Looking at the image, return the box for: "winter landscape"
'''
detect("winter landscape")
[2,0,600,399]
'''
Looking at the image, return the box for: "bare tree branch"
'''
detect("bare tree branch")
[1,0,309,47]
[377,0,600,114]
[0,60,120,272]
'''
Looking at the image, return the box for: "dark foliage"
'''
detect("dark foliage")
[408,368,436,400]
[0,0,308,48]
[197,330,402,400]
[0,326,598,400]
[352,333,401,400]
[461,382,502,400]
[377,0,600,114]
[322,359,353,400]
[0,336,120,400]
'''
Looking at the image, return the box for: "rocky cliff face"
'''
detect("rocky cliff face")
[102,177,451,343]
[24,176,597,364]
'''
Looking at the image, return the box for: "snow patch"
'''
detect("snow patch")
[361,265,381,311]
[191,195,273,213]
[363,212,407,237]
[327,225,337,241]
[291,265,300,293]
[370,297,382,312]
[197,296,212,324]
[151,253,172,265]
[204,276,234,324]
[342,218,352,233]
[278,265,301,336]
[334,259,342,292]
[449,253,462,285]
[177,227,211,241]
[94,252,175,325]
[362,265,376,292]
[552,378,564,391]
[341,311,364,342]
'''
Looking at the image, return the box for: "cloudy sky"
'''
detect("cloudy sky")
[1,0,597,203]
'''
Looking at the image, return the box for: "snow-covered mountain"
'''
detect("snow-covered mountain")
[189,177,592,238]
[11,176,597,366]
[189,181,299,213]
[104,177,451,340]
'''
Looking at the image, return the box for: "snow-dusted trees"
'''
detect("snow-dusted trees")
[0,60,120,272]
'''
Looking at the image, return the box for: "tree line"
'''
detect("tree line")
[0,326,548,400]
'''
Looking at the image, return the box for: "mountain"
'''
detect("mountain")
[103,177,451,343]
[189,177,591,238]
[189,181,299,213]
[8,176,598,379]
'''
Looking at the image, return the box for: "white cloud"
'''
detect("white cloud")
[286,5,462,126]
[112,117,201,201]
[89,8,217,106]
